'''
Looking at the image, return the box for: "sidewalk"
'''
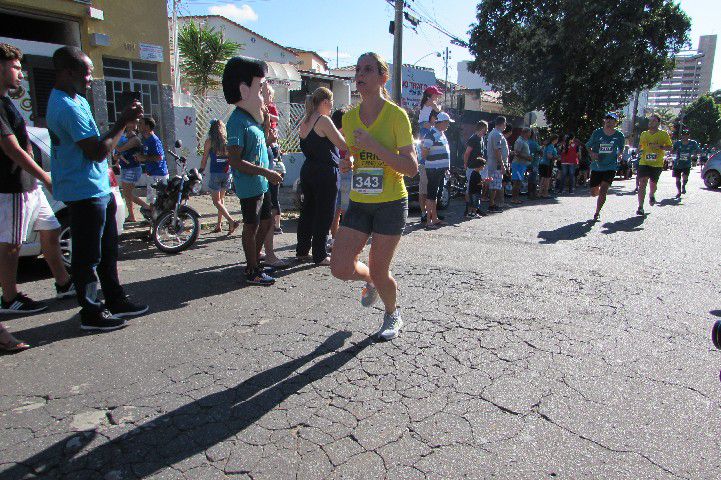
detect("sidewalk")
[121,186,299,239]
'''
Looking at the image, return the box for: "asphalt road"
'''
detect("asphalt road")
[1,168,719,479]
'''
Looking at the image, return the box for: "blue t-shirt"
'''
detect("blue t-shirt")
[586,128,625,172]
[226,107,269,199]
[541,144,557,166]
[142,133,167,176]
[528,139,541,168]
[209,148,230,174]
[46,89,109,202]
[117,134,141,168]
[673,140,699,169]
[421,127,451,170]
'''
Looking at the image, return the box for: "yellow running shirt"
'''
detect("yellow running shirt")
[343,101,414,204]
[639,130,672,168]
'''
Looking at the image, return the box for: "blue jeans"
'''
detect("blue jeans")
[466,193,482,212]
[557,164,576,192]
[66,194,124,314]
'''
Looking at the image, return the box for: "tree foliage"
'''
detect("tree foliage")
[467,0,690,139]
[682,95,721,145]
[178,20,242,96]
[710,89,721,105]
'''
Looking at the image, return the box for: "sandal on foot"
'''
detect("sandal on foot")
[227,221,241,236]
[0,326,30,353]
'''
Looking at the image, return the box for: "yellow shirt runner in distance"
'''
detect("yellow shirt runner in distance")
[639,130,673,168]
[342,101,414,204]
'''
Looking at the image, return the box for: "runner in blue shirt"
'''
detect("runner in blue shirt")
[585,113,625,222]
[671,130,699,198]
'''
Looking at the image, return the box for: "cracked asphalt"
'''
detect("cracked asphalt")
[1,168,720,479]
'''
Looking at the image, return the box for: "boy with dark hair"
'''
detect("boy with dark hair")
[0,43,74,316]
[134,116,168,206]
[222,56,283,285]
[47,46,148,330]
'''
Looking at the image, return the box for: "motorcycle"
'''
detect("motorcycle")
[142,140,203,253]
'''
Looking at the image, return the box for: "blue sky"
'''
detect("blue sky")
[178,0,720,90]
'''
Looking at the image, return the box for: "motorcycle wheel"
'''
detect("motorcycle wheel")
[153,207,200,254]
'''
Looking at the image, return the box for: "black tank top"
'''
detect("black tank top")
[300,117,339,168]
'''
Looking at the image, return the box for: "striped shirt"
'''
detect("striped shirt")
[422,128,451,170]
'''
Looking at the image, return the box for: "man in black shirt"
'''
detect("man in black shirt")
[0,43,73,316]
[462,120,488,215]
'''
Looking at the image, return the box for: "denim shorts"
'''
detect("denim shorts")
[511,163,528,182]
[208,172,232,192]
[341,198,408,236]
[120,166,142,184]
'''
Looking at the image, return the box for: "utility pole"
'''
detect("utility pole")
[336,46,339,69]
[172,0,180,93]
[443,47,450,107]
[630,90,639,147]
[392,0,403,104]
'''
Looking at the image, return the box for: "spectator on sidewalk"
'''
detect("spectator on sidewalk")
[222,56,283,285]
[421,111,453,229]
[113,120,147,222]
[527,130,541,199]
[463,120,487,215]
[539,135,559,198]
[0,43,74,317]
[511,127,532,204]
[557,134,579,194]
[200,119,240,235]
[486,116,509,212]
[47,46,148,330]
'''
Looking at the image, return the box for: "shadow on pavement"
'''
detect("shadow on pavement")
[655,197,681,207]
[537,220,594,244]
[600,215,645,234]
[710,310,721,317]
[1,331,372,480]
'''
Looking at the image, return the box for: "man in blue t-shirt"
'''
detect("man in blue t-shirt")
[421,111,453,229]
[134,117,168,205]
[46,46,148,331]
[585,113,625,222]
[222,56,283,286]
[671,130,699,198]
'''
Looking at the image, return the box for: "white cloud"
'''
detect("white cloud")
[209,3,258,23]
[318,50,351,60]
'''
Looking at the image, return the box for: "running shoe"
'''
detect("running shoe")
[377,308,403,340]
[682,186,687,194]
[106,296,149,319]
[475,209,487,217]
[274,227,283,235]
[360,283,379,307]
[465,211,477,218]
[55,279,76,299]
[636,206,644,216]
[420,213,427,224]
[80,309,127,331]
[246,268,275,286]
[675,192,681,199]
[592,213,600,223]
[0,293,47,315]
[649,195,656,206]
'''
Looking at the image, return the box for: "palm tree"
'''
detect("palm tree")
[177,20,242,97]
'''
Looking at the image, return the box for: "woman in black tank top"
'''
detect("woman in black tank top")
[297,87,348,265]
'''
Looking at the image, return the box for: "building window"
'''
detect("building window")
[103,58,161,128]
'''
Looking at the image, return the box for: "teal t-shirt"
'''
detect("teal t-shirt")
[226,107,269,199]
[528,139,541,168]
[673,140,699,169]
[541,144,557,166]
[586,128,625,172]
[46,89,110,202]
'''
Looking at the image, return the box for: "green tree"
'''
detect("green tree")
[682,95,721,145]
[178,20,241,96]
[710,89,721,105]
[467,0,690,139]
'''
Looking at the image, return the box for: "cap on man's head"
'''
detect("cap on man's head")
[436,112,454,123]
[605,112,619,121]
[424,86,443,96]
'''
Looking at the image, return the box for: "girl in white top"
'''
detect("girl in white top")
[418,85,443,137]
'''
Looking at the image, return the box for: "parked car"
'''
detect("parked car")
[701,151,721,189]
[19,127,126,267]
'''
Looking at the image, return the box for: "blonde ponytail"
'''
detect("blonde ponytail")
[302,87,333,124]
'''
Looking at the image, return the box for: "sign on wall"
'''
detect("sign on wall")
[139,43,164,62]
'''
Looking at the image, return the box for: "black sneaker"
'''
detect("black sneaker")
[675,192,681,199]
[0,293,47,315]
[636,206,644,216]
[682,186,686,194]
[475,209,487,217]
[649,195,656,206]
[420,213,427,224]
[55,279,76,299]
[106,296,149,319]
[80,309,127,331]
[488,205,502,212]
[246,268,275,286]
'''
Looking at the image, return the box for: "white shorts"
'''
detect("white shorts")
[146,175,169,205]
[0,186,60,245]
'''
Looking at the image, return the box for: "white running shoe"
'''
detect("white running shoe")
[377,308,403,340]
[360,283,379,307]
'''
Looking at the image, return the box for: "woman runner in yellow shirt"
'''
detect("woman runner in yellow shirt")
[330,52,418,340]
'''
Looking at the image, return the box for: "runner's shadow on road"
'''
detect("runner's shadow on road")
[600,215,645,234]
[710,310,721,317]
[537,221,594,244]
[0,331,372,480]
[655,198,681,207]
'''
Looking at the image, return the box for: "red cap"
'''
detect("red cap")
[424,86,443,96]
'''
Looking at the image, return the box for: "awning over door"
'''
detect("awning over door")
[265,61,302,90]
